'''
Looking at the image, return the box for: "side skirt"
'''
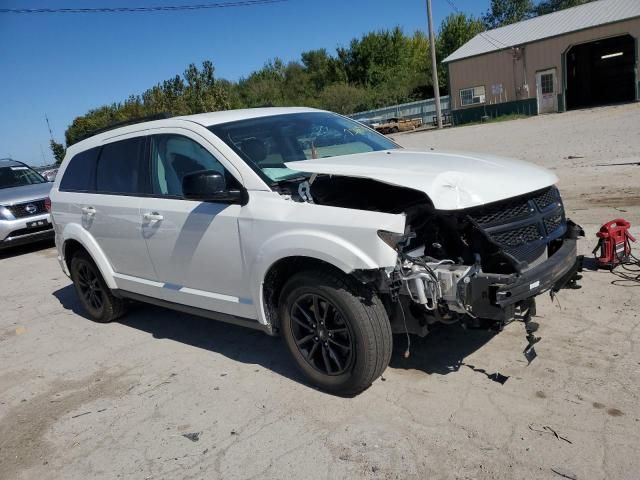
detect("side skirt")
[114,290,275,336]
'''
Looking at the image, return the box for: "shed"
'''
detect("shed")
[443,0,640,123]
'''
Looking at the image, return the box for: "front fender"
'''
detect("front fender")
[247,228,400,326]
[61,223,117,290]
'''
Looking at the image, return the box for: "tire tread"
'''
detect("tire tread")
[280,267,392,395]
[70,251,127,323]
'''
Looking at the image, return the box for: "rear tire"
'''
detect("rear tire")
[279,268,392,395]
[70,251,126,323]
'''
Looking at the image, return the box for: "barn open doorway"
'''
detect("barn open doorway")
[566,34,636,110]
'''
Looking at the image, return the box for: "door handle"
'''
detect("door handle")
[81,206,96,217]
[143,212,164,222]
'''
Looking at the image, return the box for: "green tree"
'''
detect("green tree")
[49,140,66,165]
[533,0,594,15]
[301,49,345,91]
[65,61,230,145]
[436,13,485,92]
[317,84,370,115]
[237,59,287,107]
[483,0,534,28]
[68,26,497,144]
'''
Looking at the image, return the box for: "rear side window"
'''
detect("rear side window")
[59,147,99,192]
[96,137,145,195]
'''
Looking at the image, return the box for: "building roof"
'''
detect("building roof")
[443,0,640,63]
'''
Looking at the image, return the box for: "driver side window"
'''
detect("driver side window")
[150,134,233,197]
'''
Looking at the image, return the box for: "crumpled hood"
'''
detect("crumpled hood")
[285,149,558,210]
[0,182,52,206]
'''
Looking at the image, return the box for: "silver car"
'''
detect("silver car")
[0,158,53,249]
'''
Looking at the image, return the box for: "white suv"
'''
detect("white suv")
[50,107,582,394]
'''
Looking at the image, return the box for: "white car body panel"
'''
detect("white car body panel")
[51,113,405,327]
[239,191,405,324]
[286,149,558,210]
[55,222,118,290]
[50,107,561,330]
[140,197,256,319]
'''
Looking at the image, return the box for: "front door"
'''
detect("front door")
[536,69,558,114]
[141,132,255,319]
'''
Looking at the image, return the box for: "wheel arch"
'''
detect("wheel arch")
[61,224,117,289]
[260,256,351,332]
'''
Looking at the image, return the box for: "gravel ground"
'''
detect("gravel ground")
[1,104,639,480]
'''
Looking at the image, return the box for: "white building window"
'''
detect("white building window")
[540,73,554,94]
[460,86,486,106]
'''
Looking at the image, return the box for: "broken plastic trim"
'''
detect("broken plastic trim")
[377,230,408,250]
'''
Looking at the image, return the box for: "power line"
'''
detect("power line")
[0,0,285,14]
[444,0,460,14]
[443,0,512,50]
[479,31,511,50]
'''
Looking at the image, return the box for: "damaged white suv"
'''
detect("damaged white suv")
[50,108,582,394]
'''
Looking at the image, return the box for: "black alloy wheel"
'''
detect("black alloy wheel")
[75,261,105,314]
[289,293,354,376]
[279,268,392,395]
[70,251,127,323]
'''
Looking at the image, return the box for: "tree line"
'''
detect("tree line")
[53,0,593,159]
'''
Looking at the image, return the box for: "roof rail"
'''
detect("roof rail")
[77,112,173,142]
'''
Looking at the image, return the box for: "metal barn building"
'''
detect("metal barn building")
[443,0,640,124]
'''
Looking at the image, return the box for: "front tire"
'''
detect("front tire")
[279,268,392,395]
[70,251,126,323]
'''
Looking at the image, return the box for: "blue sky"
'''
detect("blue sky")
[0,0,486,165]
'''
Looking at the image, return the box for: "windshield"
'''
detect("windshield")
[0,165,46,189]
[209,112,399,183]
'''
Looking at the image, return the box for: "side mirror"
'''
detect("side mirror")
[182,170,247,205]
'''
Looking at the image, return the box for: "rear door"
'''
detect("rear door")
[139,131,255,319]
[58,136,160,296]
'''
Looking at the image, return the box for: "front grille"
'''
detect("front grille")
[492,224,542,247]
[544,214,564,234]
[533,187,559,210]
[6,200,47,218]
[466,186,567,265]
[7,223,53,238]
[470,198,532,226]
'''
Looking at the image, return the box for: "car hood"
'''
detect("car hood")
[0,182,52,206]
[285,149,558,210]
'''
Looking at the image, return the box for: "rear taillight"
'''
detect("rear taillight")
[44,196,52,213]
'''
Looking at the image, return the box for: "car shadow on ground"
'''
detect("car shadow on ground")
[0,239,55,260]
[53,284,496,387]
[389,324,496,375]
[53,284,305,385]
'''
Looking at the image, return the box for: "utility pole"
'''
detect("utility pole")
[426,0,443,129]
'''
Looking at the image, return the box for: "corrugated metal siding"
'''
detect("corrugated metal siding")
[350,97,450,124]
[444,0,640,63]
[449,18,640,110]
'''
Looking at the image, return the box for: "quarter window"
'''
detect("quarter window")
[149,134,237,197]
[96,137,145,195]
[59,147,100,192]
[460,86,486,106]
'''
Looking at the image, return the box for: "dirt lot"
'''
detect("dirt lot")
[1,104,639,480]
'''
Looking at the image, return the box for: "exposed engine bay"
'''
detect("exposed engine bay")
[275,174,584,336]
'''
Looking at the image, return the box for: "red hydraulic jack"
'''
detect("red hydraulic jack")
[593,218,636,269]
